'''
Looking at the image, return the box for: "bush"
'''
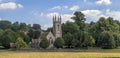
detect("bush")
[113,33,120,48]
[40,38,49,49]
[100,31,115,49]
[15,37,28,49]
[54,37,65,48]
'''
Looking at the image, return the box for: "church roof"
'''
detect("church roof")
[40,32,49,39]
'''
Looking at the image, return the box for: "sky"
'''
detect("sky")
[0,0,120,30]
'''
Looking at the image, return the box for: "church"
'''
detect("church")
[31,15,62,49]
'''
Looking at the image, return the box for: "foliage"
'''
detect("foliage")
[72,12,86,30]
[11,22,20,31]
[100,31,116,49]
[17,31,31,44]
[15,37,28,49]
[54,37,65,48]
[113,33,120,48]
[32,24,41,30]
[19,23,28,31]
[62,21,79,35]
[0,11,120,49]
[0,20,12,30]
[28,29,41,39]
[33,30,41,39]
[63,33,73,48]
[40,38,50,49]
[1,29,20,48]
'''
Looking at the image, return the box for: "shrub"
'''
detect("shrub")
[54,37,65,48]
[40,38,49,49]
[15,37,28,49]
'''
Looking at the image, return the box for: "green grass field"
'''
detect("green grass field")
[0,49,120,58]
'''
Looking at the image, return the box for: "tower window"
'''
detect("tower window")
[58,25,59,31]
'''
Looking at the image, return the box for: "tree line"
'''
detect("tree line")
[0,11,120,49]
[48,12,120,49]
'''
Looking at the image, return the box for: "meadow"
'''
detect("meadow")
[0,49,120,58]
[0,52,120,58]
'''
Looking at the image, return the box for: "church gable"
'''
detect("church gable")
[39,31,55,48]
[46,32,55,44]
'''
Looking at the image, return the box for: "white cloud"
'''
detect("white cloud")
[62,14,74,23]
[46,12,59,18]
[51,6,68,10]
[17,4,23,8]
[50,5,80,11]
[81,9,120,23]
[95,0,112,5]
[106,10,120,20]
[69,5,80,11]
[0,17,2,20]
[46,12,74,23]
[40,12,74,30]
[42,24,52,30]
[82,10,103,22]
[51,6,61,10]
[0,2,23,10]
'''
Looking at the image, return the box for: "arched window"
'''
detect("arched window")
[49,37,53,44]
[58,24,59,31]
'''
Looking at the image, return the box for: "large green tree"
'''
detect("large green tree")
[113,33,120,48]
[1,29,20,48]
[32,24,41,30]
[62,21,79,35]
[0,20,12,30]
[11,21,20,31]
[100,31,116,49]
[72,12,86,30]
[39,38,50,49]
[63,33,73,48]
[54,37,65,48]
[89,17,120,46]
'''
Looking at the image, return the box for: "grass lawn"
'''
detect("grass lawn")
[0,48,120,58]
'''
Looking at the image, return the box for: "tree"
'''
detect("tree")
[100,31,115,49]
[62,21,79,35]
[33,30,41,39]
[39,38,49,49]
[80,31,95,48]
[63,33,73,48]
[54,37,65,48]
[17,31,31,44]
[46,27,53,32]
[0,20,12,30]
[28,29,35,38]
[89,17,120,47]
[28,29,41,39]
[32,24,41,30]
[72,12,86,30]
[71,38,79,48]
[11,21,20,31]
[0,29,4,46]
[1,29,20,48]
[19,23,28,31]
[15,37,28,49]
[113,33,120,48]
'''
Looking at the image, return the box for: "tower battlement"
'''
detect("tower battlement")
[53,15,62,38]
[53,15,61,23]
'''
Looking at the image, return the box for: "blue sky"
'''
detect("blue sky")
[0,0,120,30]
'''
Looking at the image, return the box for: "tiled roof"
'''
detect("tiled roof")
[40,32,49,39]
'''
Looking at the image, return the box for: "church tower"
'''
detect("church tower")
[53,15,62,38]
